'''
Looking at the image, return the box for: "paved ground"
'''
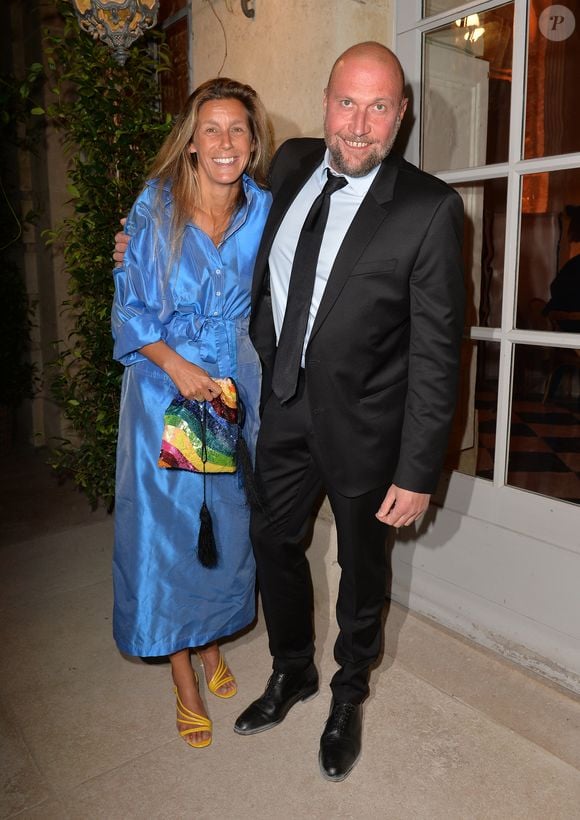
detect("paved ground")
[1,450,579,819]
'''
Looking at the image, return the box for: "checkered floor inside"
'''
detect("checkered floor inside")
[476,394,580,505]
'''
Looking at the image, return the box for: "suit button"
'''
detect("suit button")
[313,408,323,415]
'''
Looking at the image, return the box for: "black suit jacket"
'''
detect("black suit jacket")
[250,138,465,497]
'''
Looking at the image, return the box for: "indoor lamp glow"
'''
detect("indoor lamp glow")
[455,13,485,44]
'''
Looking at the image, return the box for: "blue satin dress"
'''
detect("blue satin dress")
[111,175,271,657]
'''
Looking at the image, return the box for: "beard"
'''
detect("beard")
[325,117,401,177]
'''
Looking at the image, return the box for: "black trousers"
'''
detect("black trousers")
[251,372,389,704]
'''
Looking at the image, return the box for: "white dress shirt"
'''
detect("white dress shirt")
[269,149,380,366]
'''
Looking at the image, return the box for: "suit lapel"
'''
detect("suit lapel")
[309,154,401,342]
[251,143,325,308]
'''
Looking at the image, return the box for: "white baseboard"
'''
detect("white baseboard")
[391,557,580,695]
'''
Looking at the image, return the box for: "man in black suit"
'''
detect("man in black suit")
[233,42,464,781]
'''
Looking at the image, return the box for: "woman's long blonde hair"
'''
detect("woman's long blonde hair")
[148,77,273,247]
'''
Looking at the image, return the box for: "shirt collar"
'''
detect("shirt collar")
[242,173,262,197]
[322,148,381,196]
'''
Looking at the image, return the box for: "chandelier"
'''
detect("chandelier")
[71,0,160,66]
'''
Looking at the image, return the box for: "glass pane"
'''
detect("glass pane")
[445,340,499,480]
[525,1,580,159]
[158,0,188,22]
[423,1,463,15]
[454,178,507,328]
[422,4,514,172]
[508,344,580,504]
[517,168,580,331]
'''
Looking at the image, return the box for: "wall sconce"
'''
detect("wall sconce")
[455,14,485,44]
[71,0,160,66]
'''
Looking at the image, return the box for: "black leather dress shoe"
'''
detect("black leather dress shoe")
[319,701,362,782]
[233,666,319,735]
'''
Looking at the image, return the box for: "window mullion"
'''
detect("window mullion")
[495,0,528,490]
[507,328,580,348]
[493,338,514,488]
[508,0,529,166]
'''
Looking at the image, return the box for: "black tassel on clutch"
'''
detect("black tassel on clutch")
[196,403,219,568]
[197,497,218,568]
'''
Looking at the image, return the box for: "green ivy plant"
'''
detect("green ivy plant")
[41,1,172,508]
[0,63,43,419]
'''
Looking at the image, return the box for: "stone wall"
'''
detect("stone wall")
[190,0,394,144]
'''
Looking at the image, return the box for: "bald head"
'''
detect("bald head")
[327,42,405,102]
[323,41,408,177]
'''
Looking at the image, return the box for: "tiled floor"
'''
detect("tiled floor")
[476,394,580,504]
[1,451,580,819]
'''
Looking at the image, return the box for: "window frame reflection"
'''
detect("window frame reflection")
[524,0,580,160]
[421,3,514,173]
[517,170,580,336]
[445,339,500,482]
[453,177,508,329]
[507,341,580,504]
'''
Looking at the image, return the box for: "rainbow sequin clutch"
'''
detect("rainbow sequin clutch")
[158,378,242,474]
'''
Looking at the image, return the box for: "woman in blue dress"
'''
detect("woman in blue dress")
[111,78,272,748]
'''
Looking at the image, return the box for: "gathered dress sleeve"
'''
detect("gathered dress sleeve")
[111,187,169,366]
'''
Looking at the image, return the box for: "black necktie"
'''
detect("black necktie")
[271,169,348,403]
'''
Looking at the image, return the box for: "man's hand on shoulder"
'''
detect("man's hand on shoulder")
[113,217,129,266]
[376,484,430,529]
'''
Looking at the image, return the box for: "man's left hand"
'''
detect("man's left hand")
[376,484,430,529]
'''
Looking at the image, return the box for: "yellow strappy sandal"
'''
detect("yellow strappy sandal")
[206,654,237,699]
[174,678,212,748]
